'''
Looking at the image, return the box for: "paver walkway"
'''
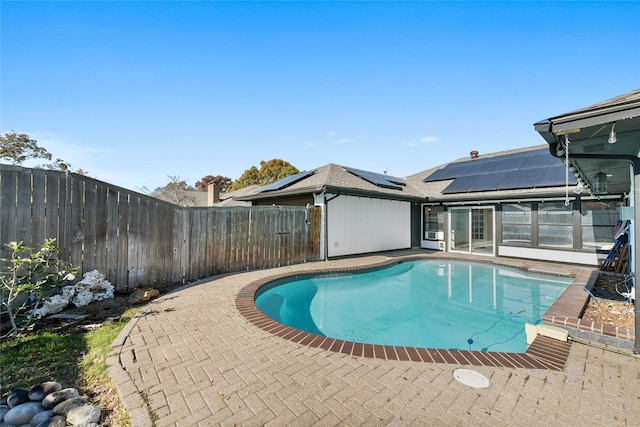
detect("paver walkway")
[108,252,640,426]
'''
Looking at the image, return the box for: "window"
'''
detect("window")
[538,202,573,248]
[423,206,444,239]
[581,201,622,250]
[501,204,531,245]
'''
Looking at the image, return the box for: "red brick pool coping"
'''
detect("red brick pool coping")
[236,257,584,371]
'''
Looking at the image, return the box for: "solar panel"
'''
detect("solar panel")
[528,152,556,168]
[344,167,405,190]
[442,176,479,194]
[489,155,527,173]
[534,166,577,187]
[467,172,504,192]
[436,148,571,194]
[499,169,543,190]
[425,163,467,181]
[258,170,316,193]
[424,148,551,182]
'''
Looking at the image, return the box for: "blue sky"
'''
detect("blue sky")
[2,1,639,192]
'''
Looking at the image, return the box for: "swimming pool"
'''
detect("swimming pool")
[255,259,572,353]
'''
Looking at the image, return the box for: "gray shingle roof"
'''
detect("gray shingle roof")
[219,145,577,205]
[231,163,426,202]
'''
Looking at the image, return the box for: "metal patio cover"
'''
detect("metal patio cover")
[534,88,640,353]
[534,89,640,195]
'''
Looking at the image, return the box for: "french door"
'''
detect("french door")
[449,207,494,255]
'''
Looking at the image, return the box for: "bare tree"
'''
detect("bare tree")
[151,176,199,206]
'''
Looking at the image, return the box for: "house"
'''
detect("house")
[407,144,624,265]
[229,163,425,258]
[207,183,257,206]
[220,144,623,266]
[214,90,639,275]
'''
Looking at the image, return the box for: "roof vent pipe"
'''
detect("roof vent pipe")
[470,150,479,159]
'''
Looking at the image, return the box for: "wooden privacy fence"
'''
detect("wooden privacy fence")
[0,165,322,291]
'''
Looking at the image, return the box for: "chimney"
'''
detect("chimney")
[470,150,479,159]
[207,183,220,206]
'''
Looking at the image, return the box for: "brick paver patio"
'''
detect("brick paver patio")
[108,251,640,426]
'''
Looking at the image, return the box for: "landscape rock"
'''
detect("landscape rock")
[7,388,30,408]
[45,415,67,427]
[31,295,70,318]
[27,409,52,427]
[28,382,62,401]
[5,380,104,427]
[3,401,45,425]
[66,404,101,425]
[71,270,115,307]
[41,388,80,409]
[72,288,96,307]
[52,397,88,416]
[32,270,115,317]
[0,405,9,422]
[129,288,160,305]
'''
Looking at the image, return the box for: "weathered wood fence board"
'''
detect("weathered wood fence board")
[0,165,322,291]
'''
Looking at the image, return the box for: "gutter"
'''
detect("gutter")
[570,153,640,171]
[548,142,640,172]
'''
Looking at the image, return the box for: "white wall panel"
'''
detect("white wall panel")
[327,195,410,257]
[498,245,600,266]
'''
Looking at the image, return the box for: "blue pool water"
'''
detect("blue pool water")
[255,260,572,353]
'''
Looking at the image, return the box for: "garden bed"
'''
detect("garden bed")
[582,274,635,331]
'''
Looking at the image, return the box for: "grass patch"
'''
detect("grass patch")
[0,330,86,389]
[1,307,139,426]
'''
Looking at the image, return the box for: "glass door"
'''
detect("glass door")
[450,209,470,252]
[472,208,494,254]
[450,207,494,255]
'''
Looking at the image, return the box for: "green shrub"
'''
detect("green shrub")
[1,238,78,337]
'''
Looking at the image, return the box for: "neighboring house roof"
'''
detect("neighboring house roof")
[154,189,209,206]
[215,185,260,206]
[193,191,209,206]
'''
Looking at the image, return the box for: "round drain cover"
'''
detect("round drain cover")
[453,369,490,388]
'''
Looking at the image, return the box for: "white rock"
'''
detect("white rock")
[78,270,104,285]
[72,289,94,307]
[69,270,115,307]
[31,270,116,318]
[61,285,76,299]
[32,295,70,317]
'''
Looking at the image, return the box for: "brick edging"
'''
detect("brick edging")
[237,257,573,370]
[543,269,635,344]
[544,314,635,342]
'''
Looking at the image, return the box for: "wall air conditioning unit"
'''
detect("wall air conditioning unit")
[425,231,444,241]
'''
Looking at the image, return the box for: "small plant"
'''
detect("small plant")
[1,238,78,337]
